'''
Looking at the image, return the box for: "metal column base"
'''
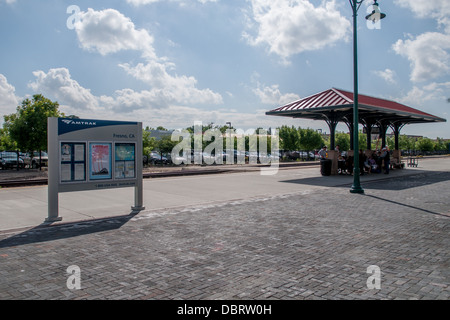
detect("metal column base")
[44,216,63,223]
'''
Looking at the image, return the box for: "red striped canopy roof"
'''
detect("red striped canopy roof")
[266,88,446,124]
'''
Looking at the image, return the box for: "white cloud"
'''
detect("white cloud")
[253,83,300,106]
[119,61,223,106]
[397,82,450,106]
[243,0,350,62]
[74,8,156,59]
[126,0,217,6]
[394,0,450,32]
[392,0,450,84]
[29,68,100,111]
[372,68,397,84]
[69,8,222,109]
[393,32,450,82]
[0,74,19,116]
[25,68,287,130]
[126,0,160,6]
[27,70,254,129]
[28,67,224,119]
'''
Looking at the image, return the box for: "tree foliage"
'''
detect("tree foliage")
[143,128,157,157]
[0,127,17,151]
[299,128,324,151]
[415,137,435,152]
[156,135,178,155]
[335,132,350,151]
[278,126,323,151]
[3,94,64,152]
[278,125,300,150]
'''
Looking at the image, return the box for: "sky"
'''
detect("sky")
[0,0,449,138]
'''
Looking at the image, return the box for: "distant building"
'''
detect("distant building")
[146,129,174,140]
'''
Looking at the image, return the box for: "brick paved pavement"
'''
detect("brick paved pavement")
[0,169,448,301]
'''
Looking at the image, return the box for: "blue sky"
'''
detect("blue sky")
[0,0,449,138]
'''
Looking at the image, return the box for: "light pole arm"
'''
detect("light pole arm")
[349,0,364,14]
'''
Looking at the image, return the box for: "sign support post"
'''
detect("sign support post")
[46,117,62,222]
[132,124,144,212]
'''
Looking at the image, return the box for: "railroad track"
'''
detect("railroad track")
[0,162,320,188]
[0,178,48,188]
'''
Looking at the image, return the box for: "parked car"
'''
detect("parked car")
[170,154,189,165]
[19,152,32,168]
[149,152,168,165]
[32,151,48,168]
[0,151,25,169]
[143,154,148,166]
[309,151,319,159]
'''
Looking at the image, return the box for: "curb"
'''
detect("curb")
[0,162,320,188]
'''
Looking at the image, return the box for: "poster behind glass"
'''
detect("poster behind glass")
[60,142,86,183]
[89,143,112,180]
[115,143,136,179]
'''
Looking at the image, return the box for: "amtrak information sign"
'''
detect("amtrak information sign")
[47,117,144,222]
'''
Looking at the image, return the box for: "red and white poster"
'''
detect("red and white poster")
[89,143,112,180]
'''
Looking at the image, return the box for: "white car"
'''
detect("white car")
[32,151,48,168]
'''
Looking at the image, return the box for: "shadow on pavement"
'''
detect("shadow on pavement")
[363,194,449,218]
[0,211,139,249]
[281,171,450,191]
[360,171,450,191]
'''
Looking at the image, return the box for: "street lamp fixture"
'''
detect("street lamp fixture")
[349,0,386,194]
[365,0,386,23]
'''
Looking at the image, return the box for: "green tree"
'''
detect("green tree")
[434,137,447,151]
[278,125,300,151]
[416,137,434,152]
[387,136,395,151]
[335,132,350,151]
[358,130,367,151]
[156,135,178,162]
[299,128,324,151]
[143,128,157,161]
[0,127,17,151]
[398,135,416,151]
[4,94,64,154]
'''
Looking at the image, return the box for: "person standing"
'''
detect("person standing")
[318,146,328,160]
[359,149,366,175]
[381,147,390,174]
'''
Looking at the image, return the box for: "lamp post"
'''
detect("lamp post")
[349,0,386,194]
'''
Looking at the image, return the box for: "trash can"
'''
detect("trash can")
[320,159,332,176]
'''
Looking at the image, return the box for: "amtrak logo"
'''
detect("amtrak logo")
[61,119,97,126]
[58,118,138,136]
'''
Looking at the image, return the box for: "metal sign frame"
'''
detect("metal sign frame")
[47,117,144,222]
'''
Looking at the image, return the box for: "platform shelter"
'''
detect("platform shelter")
[266,88,446,173]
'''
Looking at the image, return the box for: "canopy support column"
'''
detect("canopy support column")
[326,120,338,151]
[391,122,406,151]
[379,122,389,149]
[344,120,354,150]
